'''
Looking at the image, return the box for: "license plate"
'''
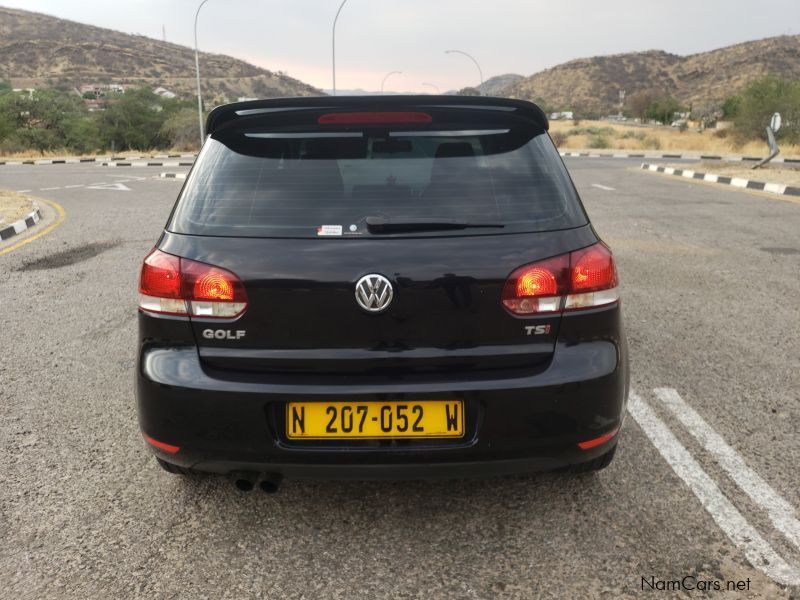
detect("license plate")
[286,400,464,440]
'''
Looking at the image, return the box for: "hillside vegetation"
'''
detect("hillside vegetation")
[0,6,322,101]
[502,36,800,115]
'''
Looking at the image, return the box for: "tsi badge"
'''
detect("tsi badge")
[525,324,551,336]
[203,329,246,340]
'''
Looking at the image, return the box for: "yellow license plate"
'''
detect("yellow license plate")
[286,400,464,440]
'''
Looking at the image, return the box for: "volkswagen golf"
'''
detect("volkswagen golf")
[136,95,628,492]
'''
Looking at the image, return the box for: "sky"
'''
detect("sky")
[1,0,798,92]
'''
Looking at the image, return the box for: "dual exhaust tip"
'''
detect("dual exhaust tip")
[230,471,282,494]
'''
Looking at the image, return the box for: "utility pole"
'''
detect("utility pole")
[194,0,211,148]
[331,0,349,96]
[444,50,484,94]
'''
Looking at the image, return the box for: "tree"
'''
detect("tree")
[98,88,192,151]
[456,87,480,97]
[626,90,658,121]
[721,95,741,119]
[644,96,683,125]
[732,76,800,144]
[0,89,93,153]
[160,107,200,150]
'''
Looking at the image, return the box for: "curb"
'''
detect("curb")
[0,205,42,241]
[640,163,800,197]
[0,153,196,166]
[560,151,800,164]
[159,172,188,180]
[102,161,195,167]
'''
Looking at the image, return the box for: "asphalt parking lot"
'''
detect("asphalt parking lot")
[1,157,798,598]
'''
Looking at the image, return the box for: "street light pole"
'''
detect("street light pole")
[331,0,349,96]
[444,50,484,94]
[421,82,440,94]
[194,0,211,148]
[381,71,402,95]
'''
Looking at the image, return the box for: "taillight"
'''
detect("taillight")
[502,242,619,316]
[564,243,619,310]
[502,255,568,315]
[138,249,248,318]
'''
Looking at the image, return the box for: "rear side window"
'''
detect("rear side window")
[169,111,587,238]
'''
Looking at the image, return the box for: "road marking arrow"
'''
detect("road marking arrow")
[86,182,131,191]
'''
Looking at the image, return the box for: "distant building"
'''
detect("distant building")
[79,83,131,98]
[549,111,574,121]
[84,98,105,112]
[12,88,35,98]
[154,87,177,99]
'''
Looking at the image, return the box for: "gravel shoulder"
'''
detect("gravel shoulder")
[0,189,36,224]
[661,162,800,186]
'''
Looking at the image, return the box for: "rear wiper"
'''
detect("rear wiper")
[365,216,505,233]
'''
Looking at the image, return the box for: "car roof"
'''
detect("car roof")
[205,95,549,136]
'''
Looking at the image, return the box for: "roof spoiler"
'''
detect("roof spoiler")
[205,95,549,136]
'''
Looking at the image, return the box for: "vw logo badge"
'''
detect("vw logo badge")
[355,274,394,313]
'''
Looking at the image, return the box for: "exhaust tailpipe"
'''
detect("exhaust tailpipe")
[259,473,283,494]
[230,471,258,492]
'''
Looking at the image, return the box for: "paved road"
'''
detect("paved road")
[1,158,798,598]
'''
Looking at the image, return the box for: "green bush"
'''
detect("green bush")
[568,126,615,137]
[587,134,610,149]
[620,130,647,142]
[642,136,662,150]
[550,131,568,147]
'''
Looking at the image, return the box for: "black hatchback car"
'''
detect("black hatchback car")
[137,95,628,492]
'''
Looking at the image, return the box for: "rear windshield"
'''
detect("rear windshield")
[169,113,587,238]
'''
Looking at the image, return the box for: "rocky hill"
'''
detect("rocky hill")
[0,6,322,101]
[477,73,523,97]
[502,35,800,114]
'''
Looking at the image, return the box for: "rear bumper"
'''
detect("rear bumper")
[196,452,618,480]
[136,332,629,478]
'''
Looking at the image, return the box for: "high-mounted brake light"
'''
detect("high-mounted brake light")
[501,242,619,316]
[318,112,433,125]
[138,249,248,318]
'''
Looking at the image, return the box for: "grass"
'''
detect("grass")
[550,120,800,158]
[0,190,35,224]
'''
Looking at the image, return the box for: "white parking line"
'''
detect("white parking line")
[591,184,616,191]
[628,392,800,586]
[654,387,800,551]
[64,184,85,189]
[15,189,31,193]
[40,187,61,191]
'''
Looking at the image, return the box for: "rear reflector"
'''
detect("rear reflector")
[502,242,619,315]
[577,427,620,450]
[143,433,180,454]
[138,249,248,319]
[318,112,433,125]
